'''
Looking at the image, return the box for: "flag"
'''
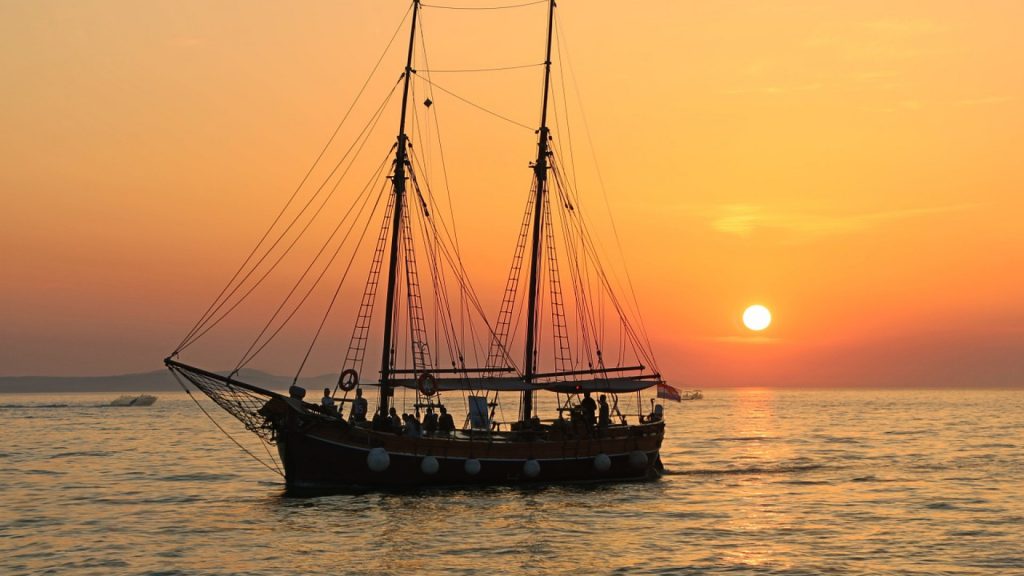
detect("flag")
[656,382,682,402]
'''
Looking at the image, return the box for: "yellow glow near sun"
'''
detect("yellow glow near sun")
[743,305,772,331]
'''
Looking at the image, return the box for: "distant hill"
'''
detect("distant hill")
[0,369,338,394]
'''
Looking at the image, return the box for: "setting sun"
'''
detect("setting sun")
[743,305,772,331]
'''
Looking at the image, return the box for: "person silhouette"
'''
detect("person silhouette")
[320,388,337,415]
[349,388,368,423]
[580,391,597,431]
[423,406,439,435]
[598,394,611,435]
[437,405,455,436]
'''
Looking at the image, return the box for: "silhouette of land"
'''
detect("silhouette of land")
[0,370,337,394]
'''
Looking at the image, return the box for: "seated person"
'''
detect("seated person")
[371,407,387,431]
[320,388,337,415]
[349,388,368,423]
[403,413,422,437]
[423,406,439,435]
[437,405,456,435]
[388,407,403,433]
[646,404,664,422]
[570,408,589,437]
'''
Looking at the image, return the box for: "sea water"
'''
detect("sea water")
[1,388,1022,575]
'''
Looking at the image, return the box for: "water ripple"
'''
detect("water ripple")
[665,463,828,476]
[0,389,1022,576]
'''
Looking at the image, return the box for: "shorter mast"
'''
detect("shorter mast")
[378,0,420,416]
[521,0,556,422]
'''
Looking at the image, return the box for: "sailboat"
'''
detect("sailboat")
[166,0,675,489]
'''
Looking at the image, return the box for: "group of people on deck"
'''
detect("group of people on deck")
[370,405,456,437]
[318,387,369,423]
[572,390,612,436]
[318,387,456,436]
[319,386,616,437]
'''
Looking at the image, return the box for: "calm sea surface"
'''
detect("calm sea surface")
[2,388,1022,575]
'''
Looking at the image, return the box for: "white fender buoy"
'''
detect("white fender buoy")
[594,453,611,472]
[464,458,481,476]
[421,455,439,475]
[629,450,648,470]
[523,459,540,478]
[367,447,390,472]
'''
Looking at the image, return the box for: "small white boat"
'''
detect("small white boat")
[110,394,157,407]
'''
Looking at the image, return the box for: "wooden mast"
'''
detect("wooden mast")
[379,0,420,416]
[522,0,556,423]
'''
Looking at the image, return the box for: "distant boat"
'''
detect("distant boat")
[656,384,701,401]
[110,394,157,407]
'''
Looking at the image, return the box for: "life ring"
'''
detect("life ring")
[338,369,359,392]
[417,372,438,397]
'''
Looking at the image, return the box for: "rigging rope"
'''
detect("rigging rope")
[416,11,471,374]
[174,5,413,355]
[177,77,403,353]
[554,12,660,372]
[551,162,597,370]
[408,152,462,372]
[553,17,580,203]
[292,161,394,381]
[417,63,543,73]
[421,0,546,10]
[548,22,598,370]
[412,73,534,130]
[170,370,284,478]
[405,146,517,376]
[236,149,395,372]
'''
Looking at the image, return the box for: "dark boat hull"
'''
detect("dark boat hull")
[270,401,665,489]
[165,361,666,490]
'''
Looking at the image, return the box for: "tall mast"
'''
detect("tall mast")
[522,0,556,422]
[379,0,420,415]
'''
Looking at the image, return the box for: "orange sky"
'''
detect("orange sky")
[1,0,1021,386]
